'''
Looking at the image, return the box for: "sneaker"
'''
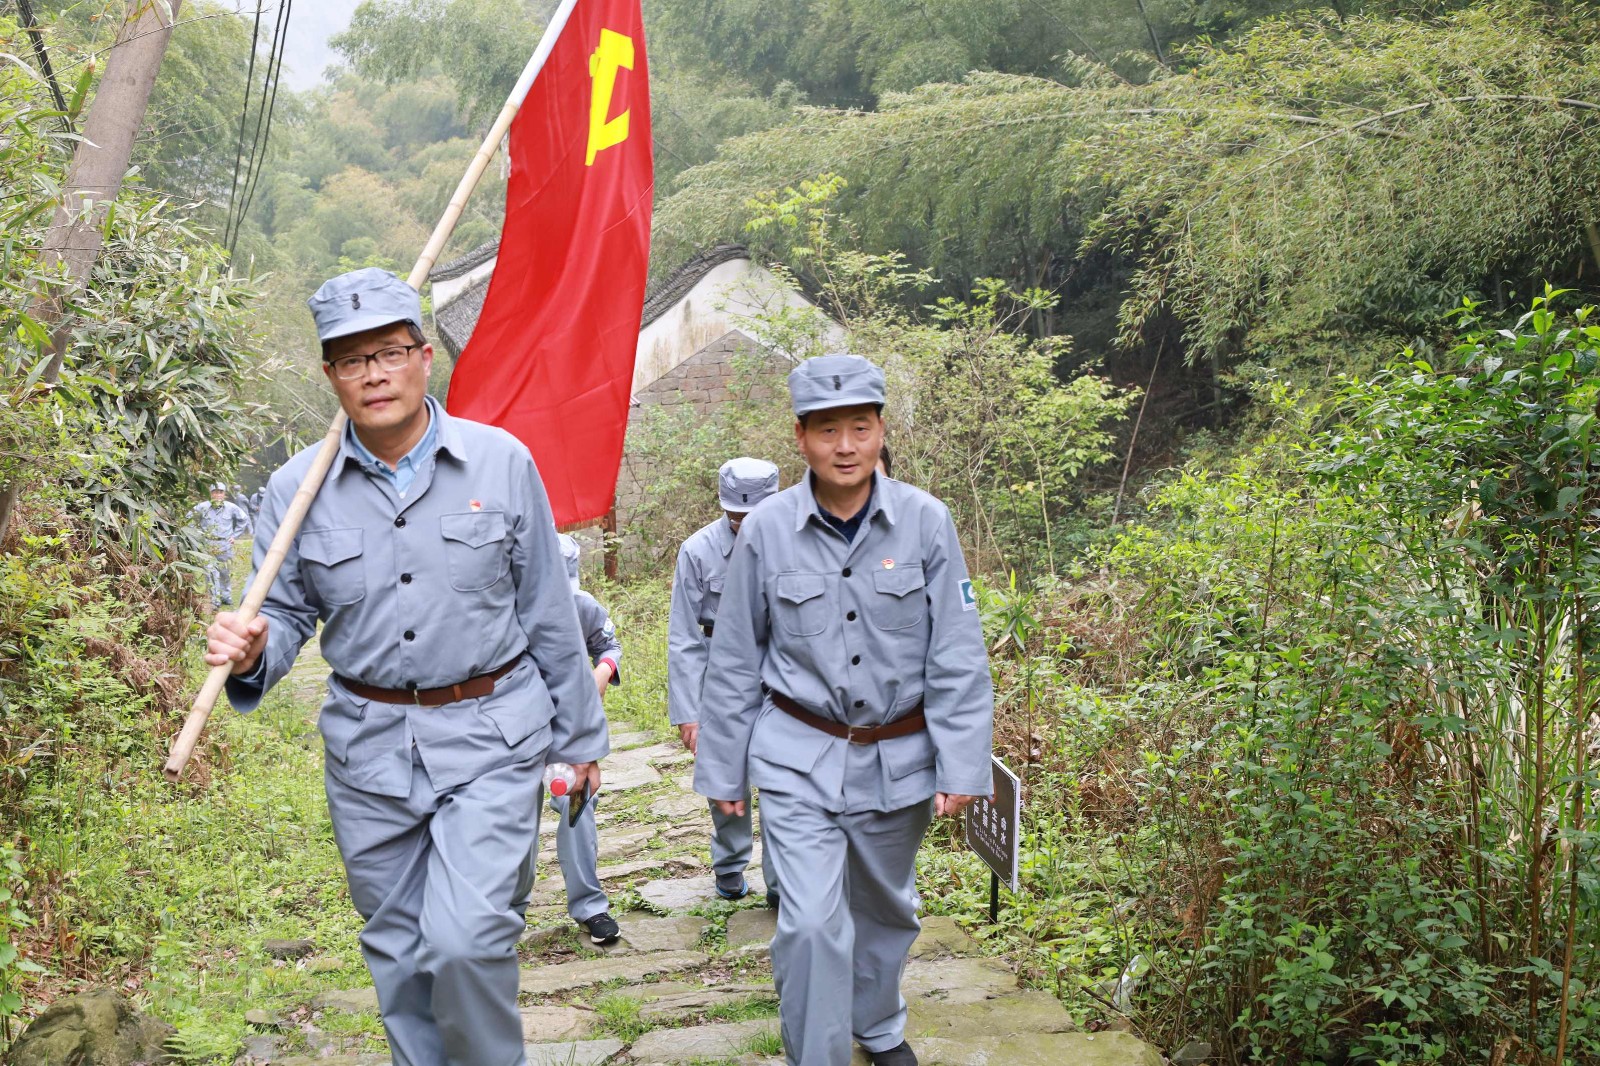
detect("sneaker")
[715,871,750,900]
[867,1041,918,1066]
[579,911,620,945]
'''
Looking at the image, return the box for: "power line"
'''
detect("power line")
[226,0,291,254]
[224,0,265,247]
[13,0,71,123]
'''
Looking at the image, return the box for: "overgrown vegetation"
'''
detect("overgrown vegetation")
[8,1,1600,1063]
[912,294,1600,1064]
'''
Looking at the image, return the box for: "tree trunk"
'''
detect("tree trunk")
[0,0,183,547]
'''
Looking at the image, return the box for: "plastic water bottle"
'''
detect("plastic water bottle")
[544,762,578,797]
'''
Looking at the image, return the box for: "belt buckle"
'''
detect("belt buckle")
[409,683,421,706]
[846,724,865,745]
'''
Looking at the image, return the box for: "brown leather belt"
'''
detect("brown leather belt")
[770,689,926,745]
[702,624,715,638]
[337,655,522,707]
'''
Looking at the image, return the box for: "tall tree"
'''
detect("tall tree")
[0,0,184,546]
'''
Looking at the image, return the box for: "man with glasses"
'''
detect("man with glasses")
[202,267,609,1066]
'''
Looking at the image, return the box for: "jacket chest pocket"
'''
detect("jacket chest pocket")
[300,528,367,606]
[439,511,509,592]
[702,574,724,626]
[869,564,927,631]
[775,573,829,637]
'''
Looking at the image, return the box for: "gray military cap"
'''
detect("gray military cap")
[557,533,581,592]
[308,267,423,344]
[718,457,780,513]
[788,354,886,417]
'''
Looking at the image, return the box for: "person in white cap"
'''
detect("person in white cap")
[694,355,994,1066]
[192,482,251,606]
[668,457,782,903]
[546,532,623,945]
[201,267,608,1066]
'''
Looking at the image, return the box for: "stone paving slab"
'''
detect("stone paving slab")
[521,1004,600,1041]
[650,750,695,768]
[900,956,1019,1005]
[847,1029,1159,1066]
[597,826,660,861]
[526,1037,625,1065]
[909,916,982,959]
[626,1018,780,1063]
[570,914,709,957]
[518,950,711,996]
[638,871,768,913]
[725,908,777,956]
[597,857,671,882]
[906,990,1075,1037]
[636,981,777,1021]
[609,730,655,749]
[648,792,707,820]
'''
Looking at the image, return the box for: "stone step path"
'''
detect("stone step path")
[239,726,1164,1066]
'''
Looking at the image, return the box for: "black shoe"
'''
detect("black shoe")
[715,871,750,900]
[579,911,620,945]
[765,890,780,912]
[868,1041,918,1065]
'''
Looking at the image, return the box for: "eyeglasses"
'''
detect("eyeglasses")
[327,343,422,381]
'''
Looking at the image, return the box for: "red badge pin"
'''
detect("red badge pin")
[469,499,483,512]
[882,559,895,570]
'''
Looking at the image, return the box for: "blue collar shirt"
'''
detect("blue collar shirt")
[344,402,439,499]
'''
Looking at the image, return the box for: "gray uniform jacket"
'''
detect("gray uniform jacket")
[694,476,994,814]
[575,590,622,684]
[226,398,609,798]
[194,500,251,553]
[666,516,736,726]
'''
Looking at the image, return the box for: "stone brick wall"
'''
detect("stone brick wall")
[615,329,782,536]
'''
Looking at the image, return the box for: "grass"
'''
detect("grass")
[739,1026,785,1055]
[594,991,651,1041]
[703,996,780,1023]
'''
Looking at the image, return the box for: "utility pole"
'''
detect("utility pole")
[0,0,185,546]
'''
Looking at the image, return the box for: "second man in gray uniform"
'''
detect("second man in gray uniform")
[668,458,781,903]
[694,355,994,1066]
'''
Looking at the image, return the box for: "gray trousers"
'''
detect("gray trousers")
[759,791,933,1066]
[205,550,232,605]
[549,792,608,922]
[325,750,540,1066]
[709,789,777,893]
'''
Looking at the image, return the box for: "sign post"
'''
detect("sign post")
[964,756,1021,922]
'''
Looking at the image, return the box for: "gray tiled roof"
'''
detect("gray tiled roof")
[434,274,491,359]
[429,239,501,282]
[639,244,749,327]
[430,244,754,359]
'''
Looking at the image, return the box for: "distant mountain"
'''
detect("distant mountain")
[279,0,363,90]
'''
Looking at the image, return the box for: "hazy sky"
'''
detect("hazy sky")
[275,0,363,91]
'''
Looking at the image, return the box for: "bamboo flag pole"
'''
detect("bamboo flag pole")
[163,0,583,781]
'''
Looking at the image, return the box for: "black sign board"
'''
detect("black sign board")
[965,756,1021,894]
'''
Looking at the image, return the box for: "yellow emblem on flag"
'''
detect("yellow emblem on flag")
[587,28,634,166]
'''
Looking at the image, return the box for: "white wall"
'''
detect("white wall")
[632,257,844,394]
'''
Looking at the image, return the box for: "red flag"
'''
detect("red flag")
[447,0,652,526]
